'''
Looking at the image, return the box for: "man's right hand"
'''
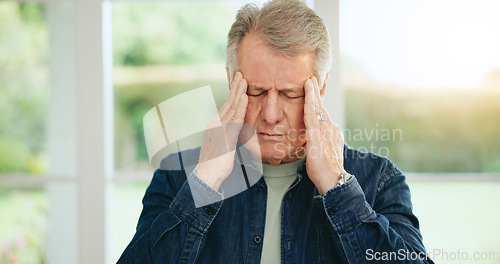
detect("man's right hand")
[194,72,249,190]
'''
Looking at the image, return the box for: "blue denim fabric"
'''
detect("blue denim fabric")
[118,145,433,264]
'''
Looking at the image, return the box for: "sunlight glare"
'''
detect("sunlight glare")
[340,0,500,88]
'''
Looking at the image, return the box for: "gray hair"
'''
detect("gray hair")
[225,0,332,87]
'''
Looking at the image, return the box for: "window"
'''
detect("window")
[340,0,500,173]
[3,0,495,263]
[0,3,50,263]
[340,1,500,262]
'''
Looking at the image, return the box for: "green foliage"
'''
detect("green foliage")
[345,86,500,172]
[18,2,46,25]
[0,2,47,173]
[113,3,235,66]
[0,139,29,172]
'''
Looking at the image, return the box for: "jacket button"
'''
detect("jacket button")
[258,184,265,191]
[205,206,215,215]
[254,236,261,244]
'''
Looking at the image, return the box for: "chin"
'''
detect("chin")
[259,142,290,163]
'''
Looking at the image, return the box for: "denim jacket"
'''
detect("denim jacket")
[118,145,433,263]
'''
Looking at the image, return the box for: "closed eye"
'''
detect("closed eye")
[247,91,267,97]
[281,92,304,99]
[285,95,303,99]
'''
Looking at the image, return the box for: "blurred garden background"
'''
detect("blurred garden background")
[1,1,500,263]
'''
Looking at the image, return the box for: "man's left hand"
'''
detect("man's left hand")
[303,76,345,195]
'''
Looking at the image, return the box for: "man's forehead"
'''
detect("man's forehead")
[237,34,316,92]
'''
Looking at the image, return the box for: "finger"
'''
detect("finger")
[231,76,248,113]
[233,80,248,123]
[233,94,248,124]
[312,76,322,104]
[312,76,332,124]
[228,71,242,102]
[224,77,247,124]
[304,79,314,128]
[312,76,327,120]
[220,72,243,115]
[221,79,248,124]
[310,79,320,128]
[303,78,318,129]
[225,78,248,148]
[219,72,243,123]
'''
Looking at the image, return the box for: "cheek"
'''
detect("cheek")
[284,104,305,130]
[244,100,261,125]
[288,129,306,146]
[284,104,306,145]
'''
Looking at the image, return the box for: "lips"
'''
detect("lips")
[258,132,286,136]
[258,132,286,140]
[260,133,283,136]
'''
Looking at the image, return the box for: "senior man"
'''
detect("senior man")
[118,0,432,263]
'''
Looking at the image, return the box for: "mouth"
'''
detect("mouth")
[258,133,286,140]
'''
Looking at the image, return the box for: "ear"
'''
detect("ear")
[320,73,329,97]
[226,67,231,90]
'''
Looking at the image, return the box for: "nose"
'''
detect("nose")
[260,91,284,124]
